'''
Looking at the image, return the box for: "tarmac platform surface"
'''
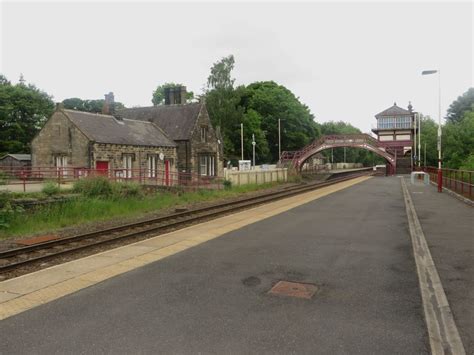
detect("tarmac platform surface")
[0,176,472,354]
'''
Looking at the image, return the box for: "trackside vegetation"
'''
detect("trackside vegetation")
[0,177,280,239]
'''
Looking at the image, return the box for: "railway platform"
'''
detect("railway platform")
[0,175,472,354]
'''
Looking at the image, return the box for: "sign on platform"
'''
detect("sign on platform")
[238,160,251,171]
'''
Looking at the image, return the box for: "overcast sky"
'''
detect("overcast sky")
[1,1,473,132]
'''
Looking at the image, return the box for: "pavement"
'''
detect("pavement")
[405,176,473,353]
[0,176,471,354]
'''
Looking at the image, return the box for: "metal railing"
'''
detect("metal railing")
[419,166,473,200]
[280,134,395,169]
[0,166,223,192]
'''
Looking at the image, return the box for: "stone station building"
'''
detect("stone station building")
[31,87,223,182]
[31,108,177,182]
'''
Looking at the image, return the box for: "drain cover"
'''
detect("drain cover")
[268,281,318,299]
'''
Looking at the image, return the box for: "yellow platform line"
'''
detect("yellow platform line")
[0,176,370,320]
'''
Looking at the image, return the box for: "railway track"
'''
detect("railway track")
[0,172,370,277]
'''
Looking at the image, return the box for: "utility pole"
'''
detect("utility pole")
[422,69,442,192]
[240,123,244,161]
[414,112,417,168]
[418,112,421,167]
[252,134,256,169]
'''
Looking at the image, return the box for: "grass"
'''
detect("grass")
[0,182,280,239]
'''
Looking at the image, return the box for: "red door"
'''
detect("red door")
[165,160,170,186]
[96,161,109,176]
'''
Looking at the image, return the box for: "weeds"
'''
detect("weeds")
[0,182,281,239]
[42,181,60,196]
[72,177,113,198]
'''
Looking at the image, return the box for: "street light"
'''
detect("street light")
[422,69,442,192]
[418,112,421,167]
[252,134,256,169]
[240,123,244,161]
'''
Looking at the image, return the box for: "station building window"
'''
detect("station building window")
[122,153,134,178]
[199,155,215,176]
[54,155,68,176]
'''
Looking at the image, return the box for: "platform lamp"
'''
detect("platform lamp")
[422,69,442,192]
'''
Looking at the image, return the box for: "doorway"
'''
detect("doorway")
[96,161,109,176]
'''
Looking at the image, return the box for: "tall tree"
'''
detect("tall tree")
[207,55,235,91]
[417,114,439,167]
[0,75,54,154]
[205,55,250,161]
[151,83,194,105]
[241,81,320,162]
[446,87,474,123]
[442,111,474,168]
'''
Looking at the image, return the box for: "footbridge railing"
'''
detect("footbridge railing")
[280,134,396,170]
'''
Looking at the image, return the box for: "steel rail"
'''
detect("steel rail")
[0,172,370,273]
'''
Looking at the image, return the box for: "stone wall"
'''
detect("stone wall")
[31,111,90,168]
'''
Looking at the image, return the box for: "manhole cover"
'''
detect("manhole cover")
[268,281,318,299]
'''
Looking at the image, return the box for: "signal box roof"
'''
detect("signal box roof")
[375,103,412,119]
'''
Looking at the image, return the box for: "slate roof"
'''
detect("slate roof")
[0,154,31,161]
[117,103,202,140]
[63,110,176,147]
[375,103,412,118]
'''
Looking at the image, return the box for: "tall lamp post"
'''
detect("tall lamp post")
[240,123,244,161]
[422,69,442,192]
[252,134,256,169]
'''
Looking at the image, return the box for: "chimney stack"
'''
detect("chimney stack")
[102,92,115,115]
[180,86,187,104]
[164,86,187,105]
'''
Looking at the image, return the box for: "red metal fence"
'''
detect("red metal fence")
[0,166,223,192]
[420,166,473,200]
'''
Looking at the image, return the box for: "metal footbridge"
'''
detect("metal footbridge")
[279,134,397,170]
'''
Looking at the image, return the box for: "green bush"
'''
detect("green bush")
[72,176,113,198]
[42,181,60,196]
[0,171,8,185]
[0,202,23,229]
[223,180,232,189]
[0,191,12,208]
[460,154,474,171]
